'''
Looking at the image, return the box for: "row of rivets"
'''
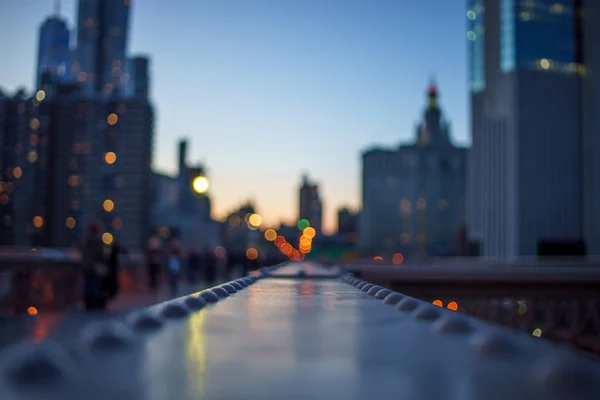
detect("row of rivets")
[339,273,600,396]
[0,274,265,392]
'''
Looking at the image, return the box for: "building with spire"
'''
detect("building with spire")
[36,1,71,90]
[359,81,467,258]
[298,173,323,235]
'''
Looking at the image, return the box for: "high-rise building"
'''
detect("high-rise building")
[131,56,150,98]
[73,0,131,95]
[36,12,71,91]
[298,174,323,234]
[0,89,29,245]
[466,0,600,258]
[360,82,467,257]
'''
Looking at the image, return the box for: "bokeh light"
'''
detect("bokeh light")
[107,113,118,125]
[246,247,258,260]
[264,229,277,241]
[104,152,117,164]
[297,219,310,230]
[103,199,115,212]
[248,213,262,227]
[302,226,316,239]
[65,217,76,229]
[392,253,404,265]
[35,90,46,102]
[192,176,209,194]
[32,216,44,228]
[274,236,286,247]
[432,300,443,307]
[13,167,22,179]
[373,256,383,261]
[102,232,114,245]
[447,301,458,311]
[27,306,38,316]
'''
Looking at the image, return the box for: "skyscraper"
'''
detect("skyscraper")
[298,174,323,234]
[73,0,131,95]
[466,0,600,258]
[36,12,71,90]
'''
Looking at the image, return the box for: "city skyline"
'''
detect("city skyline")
[1,0,470,233]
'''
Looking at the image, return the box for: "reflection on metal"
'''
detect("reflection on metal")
[186,310,207,398]
[0,263,598,399]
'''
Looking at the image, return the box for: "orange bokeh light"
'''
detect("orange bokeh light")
[392,253,404,265]
[373,256,383,261]
[447,301,458,311]
[302,226,316,239]
[27,306,38,316]
[246,248,258,260]
[432,300,443,307]
[274,236,286,247]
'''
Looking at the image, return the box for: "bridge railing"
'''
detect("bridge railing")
[0,263,598,399]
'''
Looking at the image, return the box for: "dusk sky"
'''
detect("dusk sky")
[1,0,470,233]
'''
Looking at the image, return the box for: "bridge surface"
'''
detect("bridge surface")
[0,262,599,400]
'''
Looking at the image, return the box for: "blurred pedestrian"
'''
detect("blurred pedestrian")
[187,246,201,283]
[203,246,217,287]
[167,237,182,297]
[146,235,161,292]
[81,221,108,311]
[105,240,124,301]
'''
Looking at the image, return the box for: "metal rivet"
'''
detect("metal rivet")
[161,302,190,319]
[127,312,164,332]
[184,296,207,310]
[1,342,74,388]
[81,321,136,352]
[367,286,383,295]
[432,316,473,334]
[397,298,419,312]
[383,292,404,305]
[361,283,375,292]
[200,290,220,303]
[357,281,368,289]
[230,281,244,290]
[530,356,600,396]
[470,332,520,357]
[236,279,249,288]
[221,284,237,294]
[413,306,442,321]
[212,287,229,298]
[375,289,393,299]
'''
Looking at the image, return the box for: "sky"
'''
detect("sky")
[1,0,470,234]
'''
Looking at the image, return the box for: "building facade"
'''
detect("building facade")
[360,83,467,257]
[36,16,71,90]
[74,0,131,95]
[298,174,323,235]
[466,0,599,258]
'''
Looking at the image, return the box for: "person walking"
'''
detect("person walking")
[81,221,108,311]
[187,246,201,284]
[105,240,124,301]
[167,237,182,297]
[203,246,217,287]
[146,235,162,292]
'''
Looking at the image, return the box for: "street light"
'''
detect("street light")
[192,176,209,194]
